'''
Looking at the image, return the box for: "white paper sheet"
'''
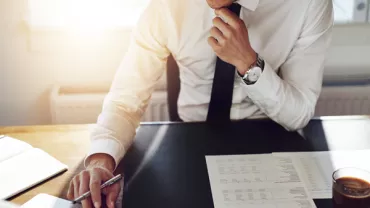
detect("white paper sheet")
[273,150,370,199]
[205,154,316,208]
[0,200,20,208]
[22,179,124,208]
[21,194,76,208]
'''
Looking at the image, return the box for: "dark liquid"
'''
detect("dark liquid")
[333,177,370,208]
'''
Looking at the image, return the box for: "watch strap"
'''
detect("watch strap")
[237,53,264,77]
[255,53,265,70]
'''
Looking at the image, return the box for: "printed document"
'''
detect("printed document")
[205,154,316,208]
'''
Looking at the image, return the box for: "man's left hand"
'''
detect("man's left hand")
[208,8,257,75]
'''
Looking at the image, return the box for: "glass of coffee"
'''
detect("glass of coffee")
[332,168,370,208]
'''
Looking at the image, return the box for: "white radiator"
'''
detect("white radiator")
[50,85,169,124]
[315,86,370,116]
[50,85,370,124]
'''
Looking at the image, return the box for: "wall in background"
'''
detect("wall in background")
[0,0,130,125]
[1,0,370,126]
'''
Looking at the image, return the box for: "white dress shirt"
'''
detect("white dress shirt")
[87,0,333,167]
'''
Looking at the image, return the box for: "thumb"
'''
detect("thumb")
[105,183,121,208]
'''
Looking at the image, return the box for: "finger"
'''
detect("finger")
[67,179,74,200]
[212,17,231,36]
[208,37,221,52]
[106,183,121,208]
[79,171,93,208]
[90,171,102,208]
[210,27,225,44]
[73,176,81,199]
[215,8,242,29]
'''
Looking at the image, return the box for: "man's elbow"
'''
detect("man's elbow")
[282,105,315,131]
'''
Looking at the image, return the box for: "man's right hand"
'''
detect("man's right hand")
[67,154,120,208]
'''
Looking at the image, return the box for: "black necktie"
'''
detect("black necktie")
[207,3,242,122]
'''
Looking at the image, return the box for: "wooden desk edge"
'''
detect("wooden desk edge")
[1,115,369,133]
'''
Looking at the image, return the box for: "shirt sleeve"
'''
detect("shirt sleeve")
[85,0,171,169]
[242,0,334,131]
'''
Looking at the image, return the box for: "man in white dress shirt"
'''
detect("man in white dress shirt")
[67,0,333,207]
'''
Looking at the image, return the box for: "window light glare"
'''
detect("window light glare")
[28,0,147,31]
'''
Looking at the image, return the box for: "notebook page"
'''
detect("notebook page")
[0,136,33,163]
[0,148,68,199]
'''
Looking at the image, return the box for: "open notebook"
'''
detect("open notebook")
[0,136,68,199]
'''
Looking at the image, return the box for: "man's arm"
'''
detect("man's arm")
[85,0,171,168]
[243,0,333,130]
[210,0,333,131]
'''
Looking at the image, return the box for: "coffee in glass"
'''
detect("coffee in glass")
[332,168,370,208]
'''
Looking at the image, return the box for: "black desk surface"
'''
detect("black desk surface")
[118,116,370,208]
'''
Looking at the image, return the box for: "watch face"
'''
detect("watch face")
[247,67,262,82]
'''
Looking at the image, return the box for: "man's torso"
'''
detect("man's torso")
[162,0,313,121]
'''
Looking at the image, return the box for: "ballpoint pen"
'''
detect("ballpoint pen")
[72,174,123,204]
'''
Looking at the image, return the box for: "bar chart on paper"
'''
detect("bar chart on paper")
[273,150,370,199]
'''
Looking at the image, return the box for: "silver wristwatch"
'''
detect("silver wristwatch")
[240,53,265,85]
